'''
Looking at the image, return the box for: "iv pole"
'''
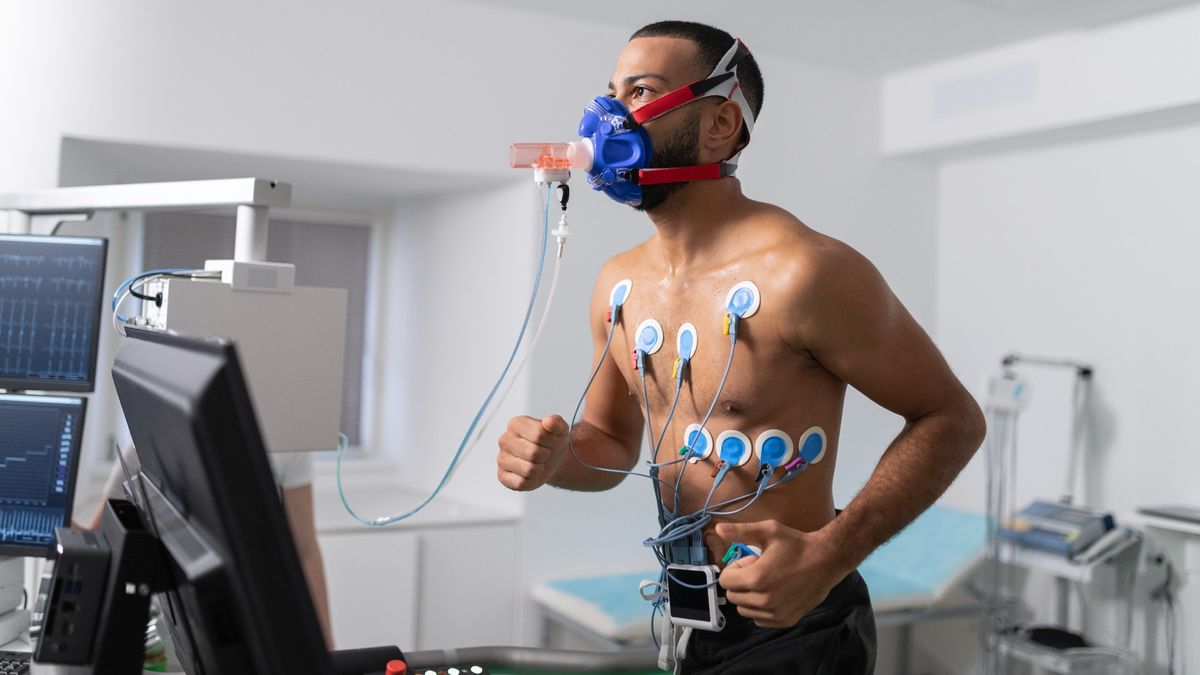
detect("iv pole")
[1001,352,1094,506]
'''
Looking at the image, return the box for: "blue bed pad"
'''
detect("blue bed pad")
[858,505,988,612]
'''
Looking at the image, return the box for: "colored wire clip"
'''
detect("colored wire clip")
[784,456,808,473]
[721,542,761,565]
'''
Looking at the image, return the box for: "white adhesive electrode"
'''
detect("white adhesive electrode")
[677,322,699,361]
[725,281,761,319]
[683,423,713,463]
[715,430,753,467]
[754,429,795,467]
[796,426,828,465]
[635,318,665,355]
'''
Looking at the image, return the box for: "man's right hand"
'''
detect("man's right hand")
[496,414,570,491]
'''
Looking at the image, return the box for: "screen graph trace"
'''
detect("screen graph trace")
[0,393,85,555]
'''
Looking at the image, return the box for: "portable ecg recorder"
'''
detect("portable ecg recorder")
[666,564,725,632]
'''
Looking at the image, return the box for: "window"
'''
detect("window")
[141,212,371,446]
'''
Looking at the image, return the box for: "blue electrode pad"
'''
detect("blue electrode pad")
[796,426,827,464]
[677,323,698,361]
[609,278,633,309]
[754,429,795,468]
[724,281,761,319]
[683,423,713,462]
[635,319,664,355]
[715,430,753,467]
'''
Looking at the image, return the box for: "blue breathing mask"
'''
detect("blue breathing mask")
[577,96,653,206]
[575,38,757,207]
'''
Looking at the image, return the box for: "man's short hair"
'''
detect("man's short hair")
[630,20,764,121]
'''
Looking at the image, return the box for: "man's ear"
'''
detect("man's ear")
[700,99,746,163]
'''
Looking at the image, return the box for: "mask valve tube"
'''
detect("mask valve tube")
[509,141,593,184]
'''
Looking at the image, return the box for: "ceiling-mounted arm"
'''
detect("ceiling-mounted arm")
[0,178,291,263]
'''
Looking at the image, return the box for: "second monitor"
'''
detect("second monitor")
[0,393,86,558]
[0,234,108,393]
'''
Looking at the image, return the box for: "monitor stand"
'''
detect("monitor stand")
[36,500,404,675]
[33,500,168,674]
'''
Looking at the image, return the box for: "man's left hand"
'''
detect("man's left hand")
[715,519,849,628]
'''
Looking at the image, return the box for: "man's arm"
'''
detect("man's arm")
[497,263,644,492]
[803,243,985,571]
[282,484,333,647]
[719,240,985,627]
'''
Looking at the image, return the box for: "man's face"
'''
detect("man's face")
[608,37,708,212]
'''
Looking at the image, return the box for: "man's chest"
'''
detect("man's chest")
[608,273,815,418]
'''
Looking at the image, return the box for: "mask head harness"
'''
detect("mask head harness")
[579,38,756,206]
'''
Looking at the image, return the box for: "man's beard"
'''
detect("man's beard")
[635,110,701,213]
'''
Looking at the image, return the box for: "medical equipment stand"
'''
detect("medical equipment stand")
[986,355,1138,674]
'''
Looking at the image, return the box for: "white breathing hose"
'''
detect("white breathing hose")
[451,243,565,479]
[337,184,558,525]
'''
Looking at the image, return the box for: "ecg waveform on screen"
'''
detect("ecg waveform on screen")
[0,400,74,548]
[0,507,60,545]
[0,406,73,506]
[0,250,101,383]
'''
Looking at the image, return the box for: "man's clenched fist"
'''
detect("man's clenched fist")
[497,414,570,491]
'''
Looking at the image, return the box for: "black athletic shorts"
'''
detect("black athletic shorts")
[680,570,877,674]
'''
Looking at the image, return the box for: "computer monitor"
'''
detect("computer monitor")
[0,393,85,557]
[109,327,333,675]
[0,234,108,393]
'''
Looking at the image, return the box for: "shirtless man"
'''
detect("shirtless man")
[497,21,985,673]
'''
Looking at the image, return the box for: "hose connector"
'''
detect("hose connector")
[553,212,570,258]
[552,182,571,258]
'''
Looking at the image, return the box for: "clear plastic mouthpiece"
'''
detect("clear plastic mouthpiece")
[508,141,593,171]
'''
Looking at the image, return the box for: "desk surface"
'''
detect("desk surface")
[1,638,27,652]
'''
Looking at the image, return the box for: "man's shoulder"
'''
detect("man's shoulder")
[596,239,652,282]
[588,242,652,311]
[745,206,877,311]
[744,204,848,265]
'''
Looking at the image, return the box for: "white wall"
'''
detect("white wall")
[882,3,1200,155]
[0,1,609,193]
[937,123,1200,514]
[375,181,537,514]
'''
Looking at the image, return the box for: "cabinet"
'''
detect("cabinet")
[314,485,519,652]
[1137,514,1200,674]
[319,529,420,650]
